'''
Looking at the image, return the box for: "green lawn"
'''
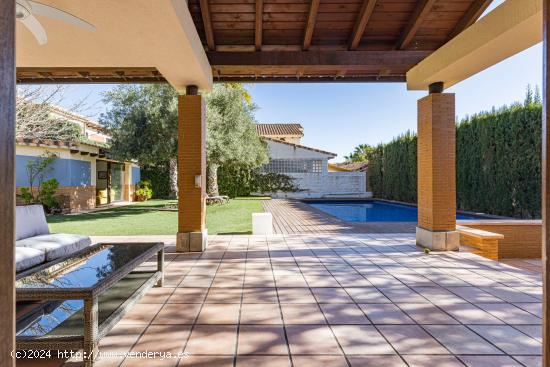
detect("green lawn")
[47,197,269,236]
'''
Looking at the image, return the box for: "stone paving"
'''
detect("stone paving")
[20,233,543,367]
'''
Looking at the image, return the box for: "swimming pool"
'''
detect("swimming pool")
[306,200,484,222]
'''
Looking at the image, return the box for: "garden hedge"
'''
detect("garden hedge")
[367,100,542,218]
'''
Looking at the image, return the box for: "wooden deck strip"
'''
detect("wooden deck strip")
[262,199,416,234]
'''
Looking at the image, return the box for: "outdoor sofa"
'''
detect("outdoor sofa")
[15,204,91,273]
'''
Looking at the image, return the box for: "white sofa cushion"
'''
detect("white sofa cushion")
[16,205,50,241]
[16,233,91,262]
[15,247,46,273]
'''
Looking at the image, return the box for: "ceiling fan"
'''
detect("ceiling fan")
[16,0,96,45]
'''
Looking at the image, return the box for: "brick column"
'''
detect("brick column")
[177,86,207,252]
[416,86,459,250]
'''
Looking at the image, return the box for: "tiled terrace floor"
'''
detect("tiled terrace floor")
[22,233,543,367]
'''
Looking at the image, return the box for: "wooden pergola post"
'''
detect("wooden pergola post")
[543,1,549,365]
[0,0,16,366]
[416,82,459,251]
[176,86,208,252]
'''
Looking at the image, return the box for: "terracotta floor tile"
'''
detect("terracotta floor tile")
[468,325,542,355]
[211,275,244,288]
[139,287,175,304]
[167,287,208,304]
[438,303,504,325]
[286,325,343,355]
[310,287,354,303]
[377,325,448,354]
[100,324,147,353]
[513,302,543,318]
[236,355,291,367]
[277,288,317,303]
[422,325,503,355]
[130,324,191,354]
[184,325,238,355]
[178,355,233,367]
[244,275,276,288]
[512,356,542,367]
[445,286,504,303]
[476,303,541,325]
[513,324,542,342]
[319,303,371,325]
[240,303,283,324]
[237,325,288,355]
[458,355,523,367]
[242,287,279,303]
[403,355,463,367]
[344,287,391,303]
[377,286,429,303]
[291,355,348,367]
[359,304,414,325]
[397,303,459,325]
[205,287,243,303]
[331,325,395,355]
[119,303,163,325]
[281,303,326,324]
[275,276,309,287]
[347,355,407,367]
[196,303,241,324]
[179,275,214,288]
[152,303,202,325]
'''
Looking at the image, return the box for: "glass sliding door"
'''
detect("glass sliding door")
[110,163,124,202]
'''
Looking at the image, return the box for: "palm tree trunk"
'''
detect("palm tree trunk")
[169,158,178,199]
[207,164,220,197]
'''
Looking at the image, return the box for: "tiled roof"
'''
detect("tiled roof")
[263,137,336,158]
[335,162,368,171]
[256,123,304,137]
[49,105,106,132]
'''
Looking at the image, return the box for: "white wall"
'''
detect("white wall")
[266,140,334,160]
[269,172,371,199]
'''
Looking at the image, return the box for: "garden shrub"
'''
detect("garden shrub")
[367,97,542,219]
[141,164,171,199]
[217,164,298,198]
[135,180,153,201]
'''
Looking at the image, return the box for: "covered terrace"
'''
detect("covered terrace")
[0,0,548,366]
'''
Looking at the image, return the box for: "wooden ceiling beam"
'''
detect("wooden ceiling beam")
[255,0,263,51]
[349,0,378,50]
[199,0,216,50]
[207,50,430,66]
[447,0,493,40]
[395,0,437,50]
[303,0,320,50]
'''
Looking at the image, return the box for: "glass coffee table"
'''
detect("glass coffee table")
[16,242,164,366]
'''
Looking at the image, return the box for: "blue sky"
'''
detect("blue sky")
[44,0,542,162]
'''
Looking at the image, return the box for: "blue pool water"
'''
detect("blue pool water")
[307,200,483,222]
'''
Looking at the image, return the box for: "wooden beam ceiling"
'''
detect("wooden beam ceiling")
[208,50,430,66]
[303,0,320,51]
[395,0,437,50]
[16,67,165,84]
[255,0,263,51]
[447,0,493,40]
[199,0,215,50]
[349,0,378,51]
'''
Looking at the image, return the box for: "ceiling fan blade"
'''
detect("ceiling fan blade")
[27,0,96,32]
[21,14,47,45]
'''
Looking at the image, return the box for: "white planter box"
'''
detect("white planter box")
[252,213,273,235]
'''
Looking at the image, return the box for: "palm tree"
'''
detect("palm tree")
[344,144,374,163]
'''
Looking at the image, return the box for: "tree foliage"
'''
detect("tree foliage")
[16,86,86,142]
[367,88,542,219]
[344,144,374,163]
[100,84,179,197]
[205,84,269,196]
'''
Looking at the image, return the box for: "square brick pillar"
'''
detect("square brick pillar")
[416,92,459,251]
[176,91,208,252]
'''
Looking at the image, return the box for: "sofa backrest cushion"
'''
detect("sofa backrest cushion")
[16,205,50,241]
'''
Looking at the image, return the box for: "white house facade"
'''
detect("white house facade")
[256,124,370,199]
